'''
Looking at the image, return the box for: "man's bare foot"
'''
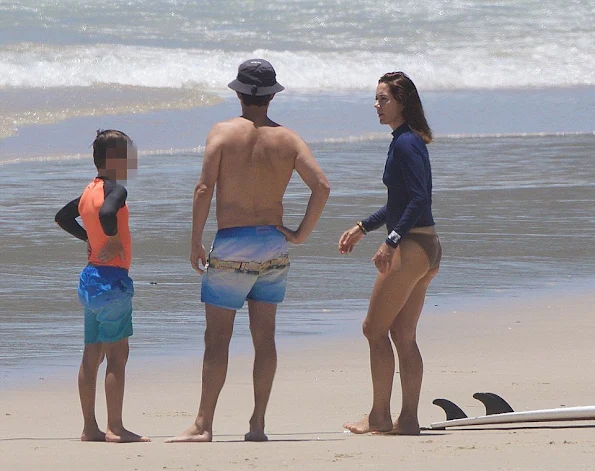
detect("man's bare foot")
[81,427,106,442]
[165,423,212,443]
[105,427,151,443]
[245,431,268,442]
[343,414,393,434]
[374,417,421,436]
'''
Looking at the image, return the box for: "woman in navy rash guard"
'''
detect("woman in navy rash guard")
[339,72,441,436]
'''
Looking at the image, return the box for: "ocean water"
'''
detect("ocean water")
[1,0,594,381]
[1,0,594,139]
[1,0,594,89]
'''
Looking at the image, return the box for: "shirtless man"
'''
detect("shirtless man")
[167,59,330,443]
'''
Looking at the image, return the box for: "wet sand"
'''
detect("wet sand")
[2,288,594,470]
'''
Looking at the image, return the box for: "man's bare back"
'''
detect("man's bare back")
[189,100,329,276]
[212,116,300,229]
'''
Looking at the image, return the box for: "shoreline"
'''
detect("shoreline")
[1,287,595,470]
[2,277,594,389]
[1,85,595,164]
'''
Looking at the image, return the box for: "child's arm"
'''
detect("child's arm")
[99,182,127,236]
[97,181,127,262]
[55,197,88,241]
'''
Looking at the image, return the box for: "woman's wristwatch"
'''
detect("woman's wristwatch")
[385,230,401,248]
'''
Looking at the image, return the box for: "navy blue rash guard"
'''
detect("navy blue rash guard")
[361,123,434,247]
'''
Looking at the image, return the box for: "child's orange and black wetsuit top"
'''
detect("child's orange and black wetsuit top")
[55,177,131,271]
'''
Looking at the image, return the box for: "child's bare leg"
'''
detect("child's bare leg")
[104,338,150,443]
[79,343,106,441]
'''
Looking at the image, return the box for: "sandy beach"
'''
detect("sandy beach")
[2,288,594,471]
[2,1,594,469]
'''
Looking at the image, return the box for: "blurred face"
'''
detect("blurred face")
[104,142,137,181]
[375,82,404,130]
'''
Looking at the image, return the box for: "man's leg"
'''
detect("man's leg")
[104,337,150,442]
[167,304,236,443]
[79,342,106,441]
[245,300,277,442]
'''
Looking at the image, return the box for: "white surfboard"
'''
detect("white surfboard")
[430,393,595,429]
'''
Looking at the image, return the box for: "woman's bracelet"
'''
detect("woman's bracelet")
[356,221,368,235]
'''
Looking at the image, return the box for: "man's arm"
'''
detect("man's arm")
[278,138,330,244]
[55,197,88,241]
[190,125,224,273]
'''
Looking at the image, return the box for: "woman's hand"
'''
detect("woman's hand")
[373,243,396,273]
[339,225,365,254]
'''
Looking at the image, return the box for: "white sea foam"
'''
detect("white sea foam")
[0,43,593,92]
[1,0,593,91]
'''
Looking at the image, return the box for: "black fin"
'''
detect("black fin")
[432,398,468,420]
[473,392,514,415]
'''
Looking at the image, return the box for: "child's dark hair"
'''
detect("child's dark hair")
[93,129,133,169]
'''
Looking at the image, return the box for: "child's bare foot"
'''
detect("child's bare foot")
[105,427,151,443]
[81,426,106,442]
[165,423,212,443]
[343,414,393,434]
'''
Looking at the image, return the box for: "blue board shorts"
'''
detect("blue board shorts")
[201,226,290,310]
[78,265,134,344]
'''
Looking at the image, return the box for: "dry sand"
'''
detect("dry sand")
[2,289,595,470]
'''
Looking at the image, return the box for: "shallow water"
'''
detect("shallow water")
[2,131,594,379]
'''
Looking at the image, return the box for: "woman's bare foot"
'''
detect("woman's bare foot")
[344,414,393,434]
[245,418,268,442]
[244,431,268,442]
[105,427,151,443]
[344,415,371,434]
[165,423,212,443]
[374,417,421,436]
[81,426,106,442]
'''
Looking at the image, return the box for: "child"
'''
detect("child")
[55,129,149,443]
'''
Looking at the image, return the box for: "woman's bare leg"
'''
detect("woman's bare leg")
[344,241,429,434]
[387,266,439,435]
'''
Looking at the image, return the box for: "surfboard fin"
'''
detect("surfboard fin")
[473,392,514,415]
[432,398,468,421]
